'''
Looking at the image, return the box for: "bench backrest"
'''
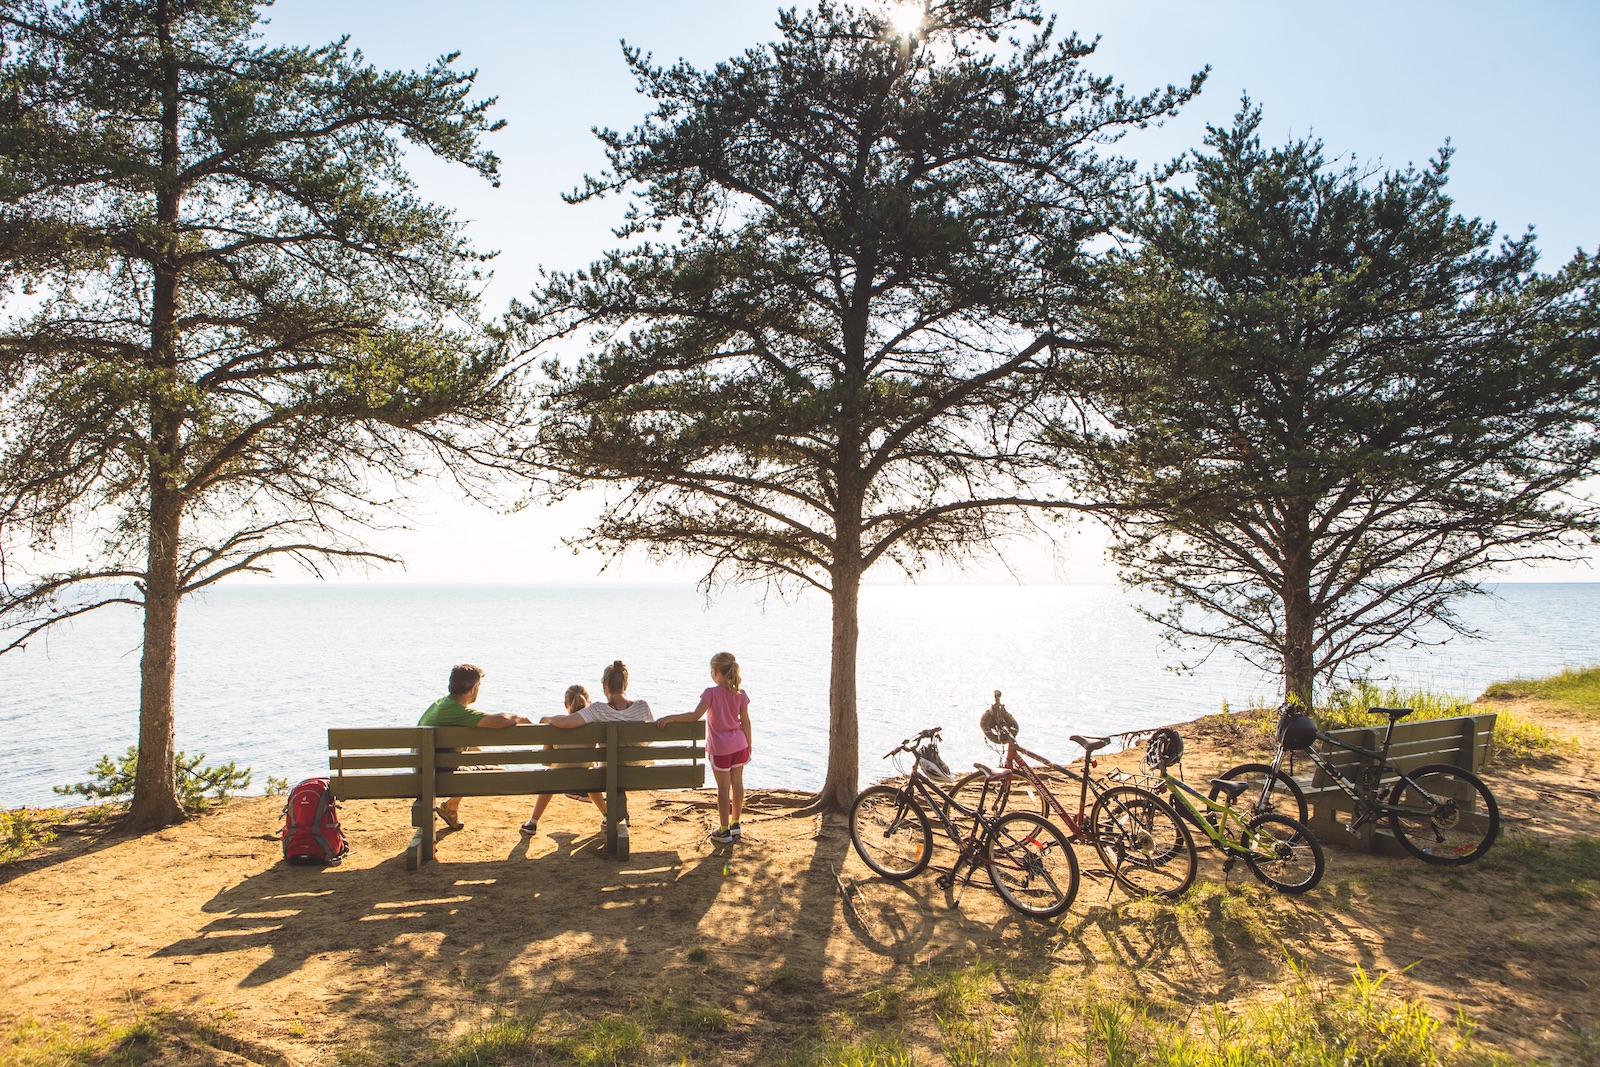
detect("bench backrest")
[327,721,706,802]
[1307,712,1494,789]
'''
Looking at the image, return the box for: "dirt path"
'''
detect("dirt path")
[2,697,1594,1065]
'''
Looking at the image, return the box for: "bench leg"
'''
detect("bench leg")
[410,797,434,867]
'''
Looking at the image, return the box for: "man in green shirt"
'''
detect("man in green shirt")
[420,663,529,829]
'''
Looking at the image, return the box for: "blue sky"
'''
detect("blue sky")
[255,1,1600,583]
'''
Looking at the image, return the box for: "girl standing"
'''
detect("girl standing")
[660,651,751,844]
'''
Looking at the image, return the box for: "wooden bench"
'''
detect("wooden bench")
[1291,712,1496,855]
[327,721,706,869]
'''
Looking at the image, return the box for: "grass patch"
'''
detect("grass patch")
[1480,836,1600,906]
[1482,665,1600,715]
[1228,680,1571,764]
[785,1033,913,1067]
[3,1013,161,1066]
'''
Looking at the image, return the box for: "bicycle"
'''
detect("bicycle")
[1133,727,1325,894]
[1212,706,1500,865]
[943,692,1197,899]
[848,727,1080,919]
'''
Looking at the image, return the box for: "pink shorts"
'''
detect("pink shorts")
[712,747,750,771]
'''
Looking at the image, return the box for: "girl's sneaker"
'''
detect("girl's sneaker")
[729,822,742,839]
[710,826,735,845]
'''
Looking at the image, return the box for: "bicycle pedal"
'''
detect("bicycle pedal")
[1221,856,1237,874]
[935,873,954,890]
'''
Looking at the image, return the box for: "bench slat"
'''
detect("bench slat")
[329,727,432,748]
[330,753,425,772]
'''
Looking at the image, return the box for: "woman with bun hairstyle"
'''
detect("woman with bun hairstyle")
[658,651,751,845]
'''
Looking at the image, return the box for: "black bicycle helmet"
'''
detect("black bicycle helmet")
[980,691,1019,745]
[1276,708,1318,751]
[1145,727,1183,770]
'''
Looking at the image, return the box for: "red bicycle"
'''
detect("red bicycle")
[944,693,1197,898]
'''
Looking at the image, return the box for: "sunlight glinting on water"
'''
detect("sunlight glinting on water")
[1,582,1595,809]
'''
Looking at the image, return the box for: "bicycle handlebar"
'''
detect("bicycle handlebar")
[883,726,942,758]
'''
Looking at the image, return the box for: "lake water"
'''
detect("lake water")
[2,582,1596,809]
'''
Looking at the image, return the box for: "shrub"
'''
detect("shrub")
[54,747,252,813]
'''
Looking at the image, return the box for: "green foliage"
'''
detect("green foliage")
[0,0,523,825]
[0,809,57,866]
[1483,665,1600,715]
[53,747,251,813]
[265,776,291,796]
[1076,99,1600,709]
[518,0,1202,801]
[1324,681,1573,763]
[1480,836,1600,905]
[2,1013,160,1066]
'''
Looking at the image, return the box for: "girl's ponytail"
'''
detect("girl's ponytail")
[710,651,741,691]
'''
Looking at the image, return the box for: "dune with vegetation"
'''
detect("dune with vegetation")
[2,668,1598,1067]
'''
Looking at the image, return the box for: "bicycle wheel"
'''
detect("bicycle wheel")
[1240,812,1325,894]
[1386,764,1500,865]
[985,812,1079,919]
[944,770,1009,824]
[1089,785,1197,898]
[1210,762,1308,823]
[849,785,933,879]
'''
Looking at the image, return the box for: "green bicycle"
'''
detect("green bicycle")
[1131,728,1325,895]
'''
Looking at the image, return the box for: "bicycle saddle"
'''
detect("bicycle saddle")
[1370,706,1413,720]
[973,762,1011,781]
[1209,778,1251,803]
[1070,734,1112,754]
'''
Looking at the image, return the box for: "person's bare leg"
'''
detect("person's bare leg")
[730,765,745,826]
[713,767,732,830]
[587,792,607,816]
[522,793,553,834]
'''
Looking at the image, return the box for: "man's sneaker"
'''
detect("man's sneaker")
[710,826,735,845]
[729,821,743,839]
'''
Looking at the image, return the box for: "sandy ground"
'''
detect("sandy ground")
[2,696,1595,1065]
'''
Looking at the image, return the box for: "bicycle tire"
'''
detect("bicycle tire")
[1386,764,1500,865]
[1211,762,1308,823]
[849,785,933,879]
[945,770,1010,824]
[1089,785,1197,898]
[1240,812,1325,894]
[984,812,1079,919]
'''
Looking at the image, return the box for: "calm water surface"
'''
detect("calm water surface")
[2,582,1595,808]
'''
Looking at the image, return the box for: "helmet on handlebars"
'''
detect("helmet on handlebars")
[1144,727,1183,770]
[980,691,1019,745]
[1276,708,1318,751]
[917,742,955,784]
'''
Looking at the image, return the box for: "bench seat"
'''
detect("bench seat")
[328,721,706,868]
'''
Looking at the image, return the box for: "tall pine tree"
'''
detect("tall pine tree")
[516,0,1202,810]
[0,0,521,826]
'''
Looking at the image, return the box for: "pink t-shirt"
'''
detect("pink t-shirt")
[701,686,750,757]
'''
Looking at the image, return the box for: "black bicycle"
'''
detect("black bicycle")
[848,728,1080,919]
[1213,706,1500,865]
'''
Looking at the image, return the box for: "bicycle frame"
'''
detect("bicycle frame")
[1155,770,1264,853]
[1261,722,1455,827]
[993,742,1108,838]
[891,757,1017,886]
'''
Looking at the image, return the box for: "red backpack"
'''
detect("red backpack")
[282,777,349,865]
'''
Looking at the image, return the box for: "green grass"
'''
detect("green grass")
[1232,678,1575,764]
[1480,836,1600,906]
[1,803,125,867]
[2,1013,161,1067]
[1482,665,1600,715]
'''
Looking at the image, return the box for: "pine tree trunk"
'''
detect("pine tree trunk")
[127,4,187,831]
[127,482,186,829]
[1281,534,1317,710]
[812,571,862,814]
